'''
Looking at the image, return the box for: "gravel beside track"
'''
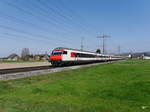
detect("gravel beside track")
[0,61,117,81]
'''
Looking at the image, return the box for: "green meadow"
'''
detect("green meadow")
[0,59,150,112]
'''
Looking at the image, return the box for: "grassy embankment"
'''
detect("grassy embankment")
[0,59,150,112]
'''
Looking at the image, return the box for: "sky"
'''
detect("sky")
[0,0,150,57]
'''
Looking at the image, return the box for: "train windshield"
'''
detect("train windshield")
[52,51,62,55]
[51,51,67,55]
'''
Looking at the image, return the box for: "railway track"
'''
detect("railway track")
[0,65,52,75]
[0,60,123,81]
[0,60,121,75]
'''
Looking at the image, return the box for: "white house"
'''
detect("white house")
[142,53,150,59]
[143,56,150,59]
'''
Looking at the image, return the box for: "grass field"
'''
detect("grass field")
[0,59,150,112]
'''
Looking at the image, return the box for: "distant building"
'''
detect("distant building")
[143,56,150,59]
[7,53,20,61]
[0,54,50,62]
[33,54,49,61]
[33,55,41,61]
[40,54,49,61]
[143,53,150,59]
[25,55,34,61]
[131,54,142,58]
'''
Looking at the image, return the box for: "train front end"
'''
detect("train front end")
[50,48,64,66]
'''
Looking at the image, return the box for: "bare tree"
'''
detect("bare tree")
[96,49,101,54]
[21,48,30,60]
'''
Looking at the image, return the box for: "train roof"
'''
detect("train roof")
[54,47,98,54]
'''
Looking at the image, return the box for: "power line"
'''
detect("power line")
[36,0,90,34]
[0,33,50,45]
[0,25,73,45]
[0,12,52,32]
[23,0,74,33]
[0,0,96,49]
[0,31,73,48]
[0,11,72,39]
[54,0,95,34]
[97,34,110,54]
[0,0,72,34]
[0,0,89,41]
[0,1,79,44]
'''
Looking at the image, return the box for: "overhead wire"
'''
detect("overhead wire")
[0,32,60,46]
[0,11,73,41]
[0,0,82,43]
[37,0,91,34]
[0,1,77,45]
[51,0,94,32]
[0,24,73,45]
[0,0,95,48]
[27,0,75,31]
[26,0,91,37]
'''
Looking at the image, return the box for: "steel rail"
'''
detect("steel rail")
[0,59,123,75]
[0,65,52,75]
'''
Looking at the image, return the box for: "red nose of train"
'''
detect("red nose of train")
[50,55,62,61]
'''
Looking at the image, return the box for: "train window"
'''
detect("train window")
[63,51,67,54]
[74,53,96,58]
[75,53,79,57]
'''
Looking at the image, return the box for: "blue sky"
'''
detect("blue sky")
[0,0,150,57]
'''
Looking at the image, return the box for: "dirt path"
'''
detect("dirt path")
[0,62,50,69]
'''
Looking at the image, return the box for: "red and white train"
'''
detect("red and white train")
[49,47,125,66]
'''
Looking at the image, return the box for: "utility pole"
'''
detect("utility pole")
[97,34,110,54]
[118,46,121,55]
[81,37,84,51]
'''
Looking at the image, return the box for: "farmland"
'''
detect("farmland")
[0,59,150,112]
